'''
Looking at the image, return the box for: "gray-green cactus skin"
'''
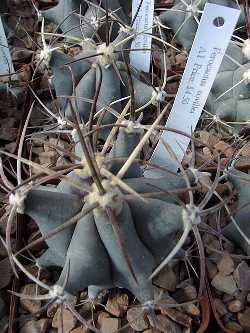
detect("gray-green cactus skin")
[62,56,157,124]
[25,187,83,267]
[159,0,206,52]
[47,44,157,140]
[159,0,245,52]
[119,63,158,109]
[41,0,130,39]
[26,1,193,302]
[205,44,250,127]
[102,0,131,24]
[223,169,250,256]
[41,0,87,38]
[41,0,159,126]
[49,50,91,111]
[108,128,142,178]
[23,125,189,303]
[42,1,161,140]
[63,59,122,138]
[61,32,130,125]
[158,1,249,127]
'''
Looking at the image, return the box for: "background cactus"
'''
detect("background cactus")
[205,43,250,130]
[223,168,250,256]
[158,0,250,131]
[158,0,245,52]
[20,118,193,303]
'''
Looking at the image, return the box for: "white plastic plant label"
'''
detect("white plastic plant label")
[0,16,14,75]
[145,2,240,177]
[130,0,154,72]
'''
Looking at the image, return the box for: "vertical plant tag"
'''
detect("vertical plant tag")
[130,0,154,72]
[145,3,240,177]
[0,16,14,75]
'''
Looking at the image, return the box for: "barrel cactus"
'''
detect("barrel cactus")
[158,0,245,52]
[41,0,130,39]
[205,43,250,129]
[158,0,250,130]
[35,0,169,140]
[12,118,196,303]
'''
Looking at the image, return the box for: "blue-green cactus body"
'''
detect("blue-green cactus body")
[103,0,130,24]
[158,1,249,127]
[108,128,142,178]
[25,187,82,266]
[223,169,250,256]
[128,198,184,262]
[159,0,206,52]
[120,70,156,109]
[23,122,189,303]
[205,44,250,126]
[159,0,245,52]
[65,64,96,121]
[50,51,90,111]
[93,201,155,303]
[41,0,87,38]
[95,64,121,137]
[58,211,113,294]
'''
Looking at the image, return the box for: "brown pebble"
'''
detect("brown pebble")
[158,298,192,327]
[182,328,192,333]
[228,300,244,313]
[70,326,90,333]
[148,314,182,333]
[225,321,243,332]
[234,262,250,291]
[127,308,149,331]
[203,147,213,159]
[160,306,192,327]
[237,307,250,329]
[98,317,121,333]
[173,284,197,302]
[120,319,137,333]
[97,311,110,328]
[223,240,235,254]
[38,150,58,165]
[238,142,250,156]
[175,53,187,68]
[214,298,228,316]
[211,274,237,295]
[206,260,218,280]
[153,265,178,291]
[217,254,234,276]
[214,141,234,158]
[24,265,50,281]
[105,293,129,317]
[20,284,42,315]
[199,130,219,147]
[20,319,50,333]
[52,308,77,333]
[182,303,200,317]
[222,294,234,304]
